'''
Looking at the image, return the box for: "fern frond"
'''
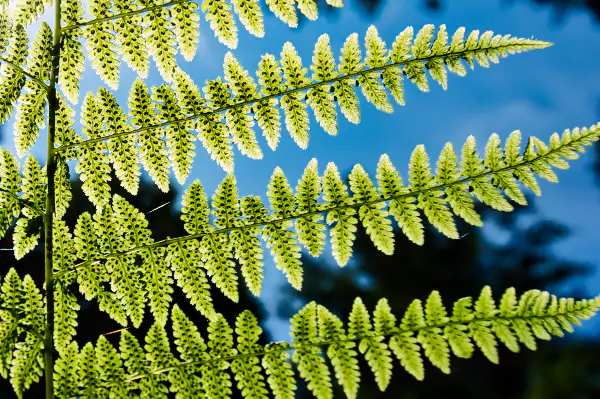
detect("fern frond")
[130,79,171,192]
[53,282,79,355]
[154,81,197,184]
[231,311,270,398]
[0,25,28,125]
[14,23,52,156]
[0,149,23,239]
[75,92,112,209]
[13,156,45,260]
[67,289,600,398]
[84,0,120,89]
[59,0,85,103]
[60,124,599,309]
[291,301,333,399]
[53,341,79,399]
[96,335,128,397]
[98,88,140,195]
[60,25,549,195]
[142,0,179,82]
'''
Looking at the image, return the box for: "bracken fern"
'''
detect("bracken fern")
[0,0,598,398]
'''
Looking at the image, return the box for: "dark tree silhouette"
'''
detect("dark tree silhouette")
[278,201,600,398]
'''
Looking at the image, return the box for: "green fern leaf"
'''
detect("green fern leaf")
[75,92,112,209]
[203,0,238,49]
[84,0,119,89]
[435,143,482,226]
[143,323,174,397]
[98,87,140,195]
[14,23,52,156]
[58,4,85,104]
[409,144,459,239]
[256,54,283,149]
[0,149,22,239]
[154,82,197,184]
[295,158,326,257]
[307,34,338,135]
[322,162,357,266]
[53,282,79,356]
[461,136,513,211]
[9,336,43,399]
[142,0,179,82]
[202,314,237,398]
[349,164,395,255]
[0,25,27,125]
[96,335,128,397]
[113,0,150,78]
[348,297,393,391]
[318,305,360,399]
[292,302,333,399]
[14,0,50,26]
[235,195,268,296]
[266,0,298,28]
[281,42,311,148]
[232,311,270,399]
[232,0,264,38]
[13,156,45,259]
[265,167,303,289]
[94,205,145,327]
[262,342,297,399]
[417,291,451,373]
[78,342,104,398]
[130,79,171,192]
[53,341,79,399]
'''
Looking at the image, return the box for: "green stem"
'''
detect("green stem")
[0,55,49,91]
[60,0,191,31]
[52,126,595,281]
[54,41,551,153]
[44,1,62,398]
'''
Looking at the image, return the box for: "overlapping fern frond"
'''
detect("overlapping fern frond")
[54,0,343,102]
[0,18,48,145]
[48,124,599,326]
[48,287,600,399]
[0,269,45,399]
[0,146,72,260]
[63,24,550,199]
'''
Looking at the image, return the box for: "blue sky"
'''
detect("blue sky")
[2,0,599,339]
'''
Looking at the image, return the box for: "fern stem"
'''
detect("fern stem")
[53,128,587,280]
[60,0,192,31]
[44,2,62,398]
[0,188,45,217]
[54,42,551,153]
[117,310,594,384]
[0,55,49,91]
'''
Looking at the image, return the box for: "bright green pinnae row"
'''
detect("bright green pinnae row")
[44,287,600,399]
[56,24,550,202]
[44,124,598,328]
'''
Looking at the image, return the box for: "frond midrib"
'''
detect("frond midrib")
[53,124,587,280]
[61,0,192,31]
[0,55,49,91]
[55,40,550,153]
[116,307,598,385]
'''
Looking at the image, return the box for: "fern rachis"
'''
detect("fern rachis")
[0,0,598,398]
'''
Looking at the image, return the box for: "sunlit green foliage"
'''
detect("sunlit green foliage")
[0,0,598,398]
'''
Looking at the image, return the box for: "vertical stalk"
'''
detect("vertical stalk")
[44,1,61,398]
